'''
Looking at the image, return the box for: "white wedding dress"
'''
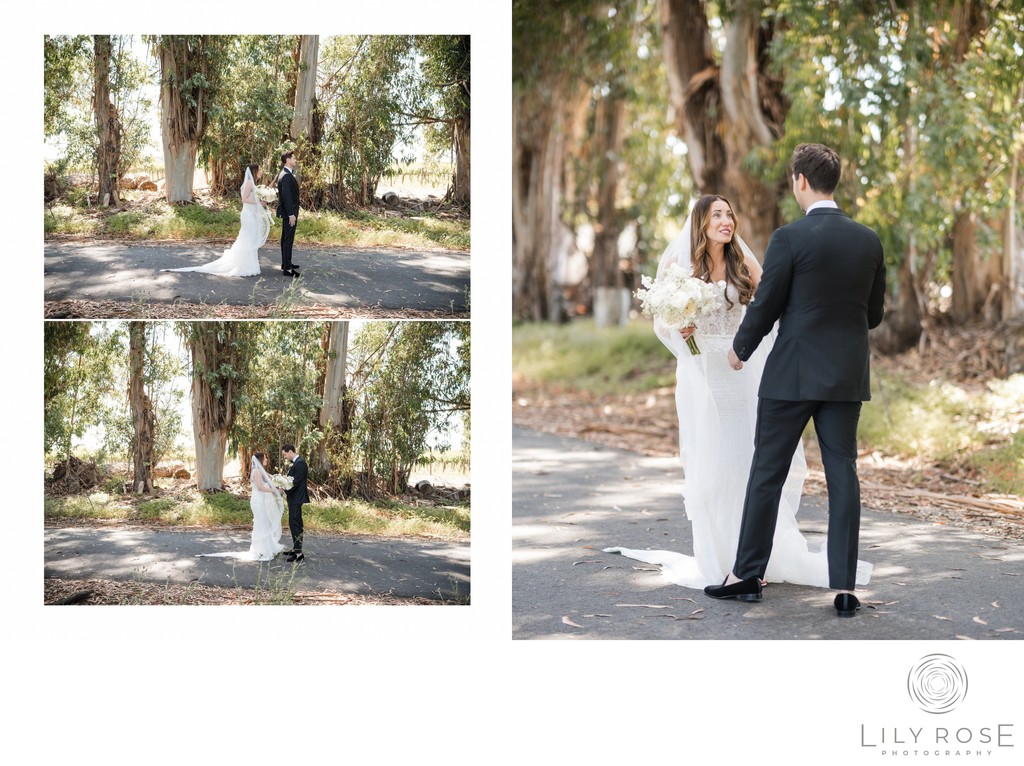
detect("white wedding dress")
[162,167,271,277]
[605,225,872,589]
[197,457,285,562]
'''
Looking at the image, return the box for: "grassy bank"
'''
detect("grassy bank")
[44,197,470,252]
[513,319,1024,496]
[45,487,470,540]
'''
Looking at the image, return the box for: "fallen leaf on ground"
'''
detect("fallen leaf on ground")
[562,616,584,628]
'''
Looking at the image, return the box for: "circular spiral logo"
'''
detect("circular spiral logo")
[907,654,968,714]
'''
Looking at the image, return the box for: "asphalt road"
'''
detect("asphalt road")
[512,426,1024,640]
[45,526,470,602]
[44,240,470,314]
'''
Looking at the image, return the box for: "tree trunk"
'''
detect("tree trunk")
[1002,144,1024,320]
[512,77,590,321]
[291,35,319,141]
[452,112,470,207]
[951,211,988,323]
[186,323,247,491]
[590,93,630,327]
[661,0,788,256]
[93,35,121,207]
[157,36,221,203]
[316,322,351,479]
[128,323,155,494]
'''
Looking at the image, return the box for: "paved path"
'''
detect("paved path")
[44,241,470,314]
[513,426,1024,639]
[45,526,470,602]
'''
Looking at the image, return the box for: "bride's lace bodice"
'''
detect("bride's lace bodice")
[699,281,745,337]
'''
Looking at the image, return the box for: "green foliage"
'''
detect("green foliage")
[231,322,330,471]
[860,370,1024,495]
[316,36,419,206]
[513,318,674,395]
[412,35,470,163]
[199,35,296,194]
[43,322,125,461]
[349,322,470,496]
[44,35,90,138]
[769,1,1024,289]
[44,36,155,187]
[100,323,186,468]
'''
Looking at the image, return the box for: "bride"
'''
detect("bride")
[605,195,871,589]
[162,164,271,277]
[198,453,285,562]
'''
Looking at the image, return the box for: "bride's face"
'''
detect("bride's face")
[704,200,735,246]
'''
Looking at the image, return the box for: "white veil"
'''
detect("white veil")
[251,454,284,510]
[241,166,272,248]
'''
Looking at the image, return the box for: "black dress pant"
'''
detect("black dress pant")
[287,499,304,551]
[281,217,296,270]
[733,398,863,589]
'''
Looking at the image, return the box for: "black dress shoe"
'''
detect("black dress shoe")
[285,551,305,562]
[834,593,861,617]
[704,576,762,602]
[283,269,298,278]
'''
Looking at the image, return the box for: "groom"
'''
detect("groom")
[704,143,886,617]
[281,444,309,562]
[276,151,301,278]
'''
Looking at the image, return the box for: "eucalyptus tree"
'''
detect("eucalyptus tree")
[180,322,258,490]
[660,0,790,257]
[513,0,641,322]
[291,35,320,141]
[128,322,155,493]
[231,322,328,480]
[93,35,122,207]
[153,35,231,203]
[43,322,123,469]
[348,322,469,497]
[199,35,295,195]
[317,35,418,207]
[314,321,352,484]
[46,36,152,196]
[44,35,90,141]
[414,35,471,206]
[772,0,1022,350]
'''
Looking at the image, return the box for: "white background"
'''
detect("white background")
[9,3,1021,763]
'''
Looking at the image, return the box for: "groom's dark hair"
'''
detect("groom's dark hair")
[281,444,296,453]
[791,143,840,194]
[280,150,294,168]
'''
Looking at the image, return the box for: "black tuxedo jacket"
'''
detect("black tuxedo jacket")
[732,207,885,402]
[286,455,310,506]
[277,170,300,219]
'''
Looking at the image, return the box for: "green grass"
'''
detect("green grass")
[44,205,100,236]
[45,487,471,540]
[513,318,674,395]
[44,199,470,252]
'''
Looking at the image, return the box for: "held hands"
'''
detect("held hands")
[727,348,744,371]
[288,215,296,226]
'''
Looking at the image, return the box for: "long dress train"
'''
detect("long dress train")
[161,169,271,277]
[197,459,285,562]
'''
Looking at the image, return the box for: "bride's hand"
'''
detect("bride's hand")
[679,325,696,340]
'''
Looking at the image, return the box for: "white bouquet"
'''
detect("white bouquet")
[255,185,278,204]
[271,474,293,491]
[635,263,720,355]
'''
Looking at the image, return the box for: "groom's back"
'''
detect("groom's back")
[758,208,885,402]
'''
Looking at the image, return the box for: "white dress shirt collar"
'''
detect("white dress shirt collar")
[806,200,839,214]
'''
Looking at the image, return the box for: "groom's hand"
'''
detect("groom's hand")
[728,348,743,370]
[289,215,296,226]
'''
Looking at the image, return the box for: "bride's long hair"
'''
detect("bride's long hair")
[688,194,755,308]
